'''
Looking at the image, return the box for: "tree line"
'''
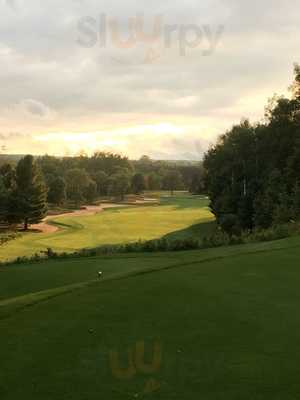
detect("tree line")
[204,65,300,234]
[0,151,204,230]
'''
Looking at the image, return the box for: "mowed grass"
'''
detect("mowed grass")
[0,194,215,262]
[1,236,300,399]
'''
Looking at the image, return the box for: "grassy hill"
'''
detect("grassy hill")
[0,194,215,262]
[1,235,300,399]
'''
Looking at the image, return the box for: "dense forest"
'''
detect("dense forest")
[204,65,300,234]
[0,152,204,230]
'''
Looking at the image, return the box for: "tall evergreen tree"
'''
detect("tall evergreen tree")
[13,155,47,230]
[0,177,9,228]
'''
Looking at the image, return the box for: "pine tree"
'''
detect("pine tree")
[0,177,9,228]
[13,155,48,230]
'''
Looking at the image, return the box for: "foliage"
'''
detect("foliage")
[147,172,162,190]
[9,156,47,230]
[84,179,98,203]
[2,152,204,213]
[107,171,131,200]
[92,171,109,196]
[47,176,66,205]
[204,66,300,232]
[65,168,91,206]
[0,177,9,227]
[188,166,206,194]
[131,173,146,194]
[292,182,300,219]
[163,170,184,195]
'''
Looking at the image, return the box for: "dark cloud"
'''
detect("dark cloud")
[22,99,51,117]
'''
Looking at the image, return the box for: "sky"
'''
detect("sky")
[0,0,300,160]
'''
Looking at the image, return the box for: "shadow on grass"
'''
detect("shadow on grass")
[162,220,217,241]
[159,195,210,210]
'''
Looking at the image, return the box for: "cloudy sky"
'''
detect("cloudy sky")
[0,0,299,159]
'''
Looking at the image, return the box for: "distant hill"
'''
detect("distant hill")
[155,159,200,166]
[0,154,200,166]
[0,154,25,164]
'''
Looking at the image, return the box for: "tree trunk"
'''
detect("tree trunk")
[24,218,28,231]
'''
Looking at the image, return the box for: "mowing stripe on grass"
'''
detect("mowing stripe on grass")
[2,236,300,321]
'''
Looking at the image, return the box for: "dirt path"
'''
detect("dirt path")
[31,204,126,234]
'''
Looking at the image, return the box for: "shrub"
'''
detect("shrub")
[219,214,241,235]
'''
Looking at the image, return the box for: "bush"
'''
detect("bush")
[219,214,241,235]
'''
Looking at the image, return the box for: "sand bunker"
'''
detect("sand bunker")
[31,204,126,234]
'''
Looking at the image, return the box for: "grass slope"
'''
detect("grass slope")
[1,235,300,399]
[0,195,215,262]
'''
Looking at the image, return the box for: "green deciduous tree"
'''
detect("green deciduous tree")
[108,172,131,201]
[65,168,90,206]
[93,171,109,196]
[84,179,98,203]
[204,65,300,232]
[48,177,66,206]
[147,172,162,191]
[163,170,183,195]
[131,173,146,194]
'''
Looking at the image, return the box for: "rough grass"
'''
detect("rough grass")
[0,194,215,262]
[1,235,300,399]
